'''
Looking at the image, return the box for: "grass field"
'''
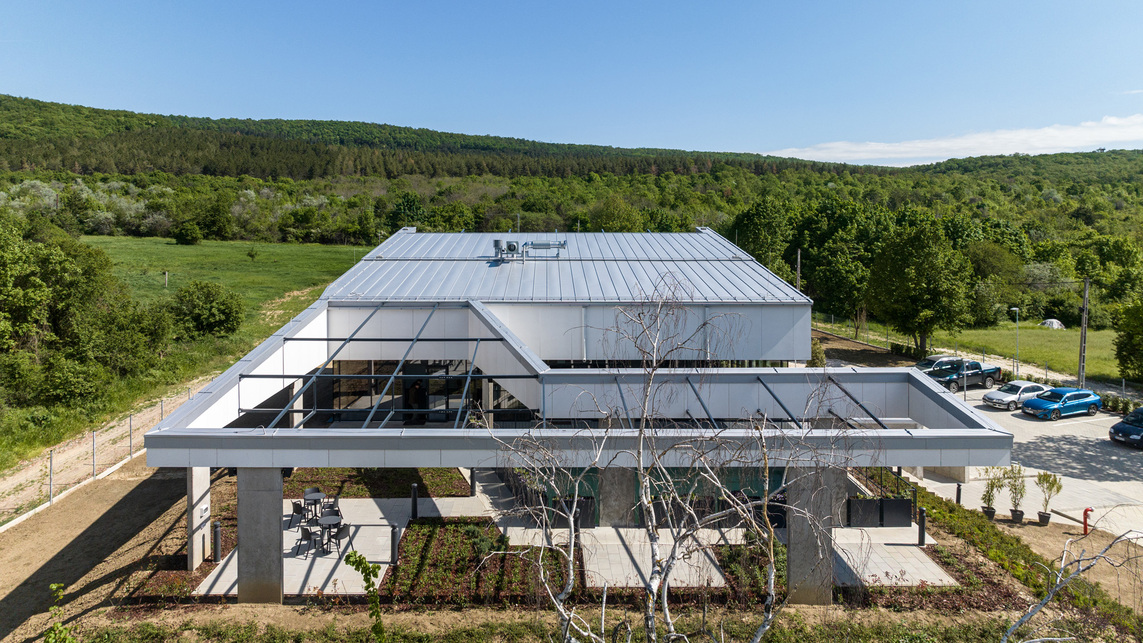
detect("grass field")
[814,314,1123,383]
[0,239,363,473]
[931,323,1120,383]
[82,236,365,310]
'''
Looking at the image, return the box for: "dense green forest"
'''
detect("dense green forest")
[2,94,1143,470]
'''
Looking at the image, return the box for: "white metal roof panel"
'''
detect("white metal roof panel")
[326,227,812,304]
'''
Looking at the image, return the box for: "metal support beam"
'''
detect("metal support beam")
[686,377,721,431]
[454,340,482,429]
[267,305,382,430]
[615,377,635,429]
[826,375,900,434]
[362,304,439,428]
[757,376,803,430]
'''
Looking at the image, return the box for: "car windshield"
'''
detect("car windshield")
[1038,391,1064,402]
[1123,409,1143,428]
[915,359,938,369]
[998,383,1021,394]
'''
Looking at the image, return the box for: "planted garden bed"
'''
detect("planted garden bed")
[283,467,469,499]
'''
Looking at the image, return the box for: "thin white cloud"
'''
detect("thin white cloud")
[766,114,1143,166]
[1121,89,1143,95]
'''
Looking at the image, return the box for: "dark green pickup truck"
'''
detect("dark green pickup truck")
[927,360,1001,393]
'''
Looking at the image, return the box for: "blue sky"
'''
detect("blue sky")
[3,1,1143,165]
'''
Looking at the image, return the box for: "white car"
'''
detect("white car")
[982,380,1049,411]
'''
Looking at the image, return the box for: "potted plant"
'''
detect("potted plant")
[1035,471,1063,526]
[1006,465,1026,523]
[980,466,1005,520]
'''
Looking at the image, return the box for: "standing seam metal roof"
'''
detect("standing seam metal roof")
[323,228,811,304]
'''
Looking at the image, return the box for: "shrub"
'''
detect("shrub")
[807,338,827,368]
[1106,395,1121,413]
[172,280,245,338]
[172,221,203,245]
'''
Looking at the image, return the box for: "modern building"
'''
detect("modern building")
[146,227,1012,604]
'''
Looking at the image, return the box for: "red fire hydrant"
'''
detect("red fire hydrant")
[1083,507,1094,535]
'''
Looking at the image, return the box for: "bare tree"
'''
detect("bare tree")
[485,275,855,642]
[1003,529,1143,643]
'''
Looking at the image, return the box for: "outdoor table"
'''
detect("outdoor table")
[304,491,326,520]
[318,514,342,553]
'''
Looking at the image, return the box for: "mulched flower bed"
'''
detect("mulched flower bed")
[381,517,563,606]
[838,544,1028,611]
[283,467,469,499]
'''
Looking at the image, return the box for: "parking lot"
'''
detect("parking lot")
[922,386,1143,536]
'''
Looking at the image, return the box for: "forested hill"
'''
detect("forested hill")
[0,94,862,179]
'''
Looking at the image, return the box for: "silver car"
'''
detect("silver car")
[983,380,1049,411]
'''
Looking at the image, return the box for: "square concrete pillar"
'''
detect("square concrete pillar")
[598,467,638,527]
[785,466,846,605]
[187,467,211,571]
[237,468,284,603]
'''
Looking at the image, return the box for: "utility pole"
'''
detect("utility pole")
[1079,276,1090,388]
[796,248,802,291]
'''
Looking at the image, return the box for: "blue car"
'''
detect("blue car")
[1021,387,1101,421]
[1109,408,1143,447]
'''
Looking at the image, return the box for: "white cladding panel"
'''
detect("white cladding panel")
[188,308,328,428]
[486,303,809,362]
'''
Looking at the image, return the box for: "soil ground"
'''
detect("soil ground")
[994,516,1143,613]
[812,329,916,368]
[0,454,187,643]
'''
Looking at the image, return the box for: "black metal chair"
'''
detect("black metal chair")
[288,501,306,529]
[331,524,352,555]
[295,527,316,559]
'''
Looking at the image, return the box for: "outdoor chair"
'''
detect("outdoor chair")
[295,527,316,559]
[325,495,341,513]
[288,501,306,529]
[331,524,353,555]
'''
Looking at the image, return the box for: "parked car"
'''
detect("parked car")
[927,360,1001,393]
[1109,408,1143,447]
[913,355,963,374]
[983,380,1050,411]
[1022,387,1101,420]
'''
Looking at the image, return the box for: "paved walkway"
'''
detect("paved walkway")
[197,469,955,595]
[195,493,493,596]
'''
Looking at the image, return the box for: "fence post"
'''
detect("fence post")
[161,398,165,420]
[49,449,54,505]
[92,430,96,479]
[129,414,133,454]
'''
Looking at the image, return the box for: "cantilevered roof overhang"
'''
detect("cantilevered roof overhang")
[145,228,1011,471]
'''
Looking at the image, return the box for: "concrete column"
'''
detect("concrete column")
[785,466,846,605]
[598,467,638,527]
[237,468,283,603]
[187,467,211,571]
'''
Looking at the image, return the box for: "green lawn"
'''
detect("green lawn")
[930,323,1120,383]
[82,236,364,310]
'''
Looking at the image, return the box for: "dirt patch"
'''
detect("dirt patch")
[993,517,1143,614]
[260,286,323,324]
[812,329,916,368]
[0,454,187,643]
